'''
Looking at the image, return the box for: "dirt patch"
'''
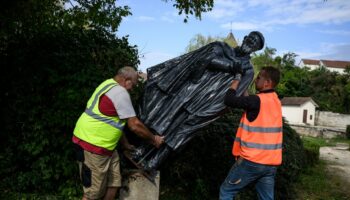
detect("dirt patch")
[319,143,350,186]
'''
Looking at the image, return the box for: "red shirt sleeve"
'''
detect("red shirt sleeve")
[99,94,117,116]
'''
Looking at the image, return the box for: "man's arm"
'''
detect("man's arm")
[224,77,260,122]
[127,117,164,148]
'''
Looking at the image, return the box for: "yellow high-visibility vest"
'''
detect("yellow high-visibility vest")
[73,79,126,151]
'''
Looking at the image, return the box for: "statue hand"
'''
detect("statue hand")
[230,59,243,75]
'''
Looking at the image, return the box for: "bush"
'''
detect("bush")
[301,137,321,167]
[346,125,350,139]
[1,19,138,198]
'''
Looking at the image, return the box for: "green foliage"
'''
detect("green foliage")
[163,0,214,22]
[186,34,218,52]
[294,160,350,200]
[346,125,350,139]
[301,137,321,167]
[251,47,279,71]
[273,120,307,199]
[0,0,138,197]
[186,34,236,53]
[250,46,350,114]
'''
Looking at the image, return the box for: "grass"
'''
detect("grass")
[301,135,350,148]
[294,136,350,200]
[294,160,350,200]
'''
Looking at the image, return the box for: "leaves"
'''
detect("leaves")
[0,0,138,196]
[162,0,214,22]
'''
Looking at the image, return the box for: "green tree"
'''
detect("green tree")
[185,34,222,52]
[1,0,138,197]
[251,47,279,71]
[163,0,214,22]
[184,33,236,53]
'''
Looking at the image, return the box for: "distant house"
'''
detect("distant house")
[299,59,350,74]
[224,31,238,48]
[281,97,319,125]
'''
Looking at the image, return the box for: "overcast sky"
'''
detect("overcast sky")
[117,0,350,72]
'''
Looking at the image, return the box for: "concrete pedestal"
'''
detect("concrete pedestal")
[119,170,160,200]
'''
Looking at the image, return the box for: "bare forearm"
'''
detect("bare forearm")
[128,119,155,143]
[127,117,164,148]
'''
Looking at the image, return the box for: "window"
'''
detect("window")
[310,115,313,120]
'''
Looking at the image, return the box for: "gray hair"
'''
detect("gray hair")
[117,66,137,79]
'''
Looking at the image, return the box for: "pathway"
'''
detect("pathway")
[319,143,350,185]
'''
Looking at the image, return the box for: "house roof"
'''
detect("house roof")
[225,32,238,48]
[320,60,350,69]
[301,59,350,69]
[301,59,320,65]
[281,97,319,107]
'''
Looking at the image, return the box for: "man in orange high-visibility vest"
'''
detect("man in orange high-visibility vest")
[220,66,282,200]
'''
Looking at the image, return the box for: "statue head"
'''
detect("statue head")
[240,31,265,54]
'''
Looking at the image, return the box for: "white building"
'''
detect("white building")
[281,97,319,125]
[299,59,350,74]
[299,59,320,70]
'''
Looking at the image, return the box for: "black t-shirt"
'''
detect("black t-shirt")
[224,89,275,122]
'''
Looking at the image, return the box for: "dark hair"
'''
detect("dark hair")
[261,66,280,87]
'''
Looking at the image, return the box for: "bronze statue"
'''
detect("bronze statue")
[125,31,265,171]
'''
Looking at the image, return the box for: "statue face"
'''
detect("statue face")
[241,33,262,54]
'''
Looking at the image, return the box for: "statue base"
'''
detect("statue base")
[119,169,160,200]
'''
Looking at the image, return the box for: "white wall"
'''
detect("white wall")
[301,63,319,70]
[282,101,316,125]
[282,105,302,124]
[316,111,350,129]
[290,124,345,138]
[327,67,345,74]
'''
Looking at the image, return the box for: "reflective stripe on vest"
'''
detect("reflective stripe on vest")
[232,92,283,165]
[73,79,125,151]
[234,137,283,150]
[84,109,124,130]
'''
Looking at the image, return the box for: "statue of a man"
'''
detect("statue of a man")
[126,31,265,171]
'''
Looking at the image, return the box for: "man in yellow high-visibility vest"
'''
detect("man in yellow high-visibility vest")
[73,66,164,200]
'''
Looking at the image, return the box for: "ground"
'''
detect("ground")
[320,143,350,186]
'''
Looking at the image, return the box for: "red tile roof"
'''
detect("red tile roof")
[321,60,350,69]
[281,97,318,107]
[301,59,320,65]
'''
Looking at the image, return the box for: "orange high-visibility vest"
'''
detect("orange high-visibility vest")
[232,92,283,165]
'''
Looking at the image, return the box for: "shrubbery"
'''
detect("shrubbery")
[0,1,138,197]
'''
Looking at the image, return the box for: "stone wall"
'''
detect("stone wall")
[290,124,345,139]
[315,111,350,130]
